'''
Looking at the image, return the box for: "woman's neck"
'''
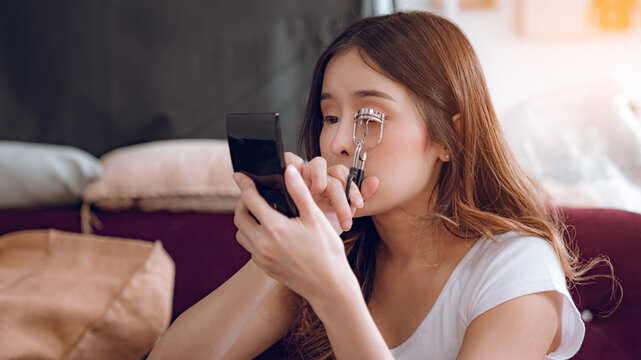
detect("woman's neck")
[372,207,448,268]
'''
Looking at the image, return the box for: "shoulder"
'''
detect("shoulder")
[458,289,564,359]
[468,231,561,278]
[458,232,585,359]
[476,231,557,260]
[461,231,568,320]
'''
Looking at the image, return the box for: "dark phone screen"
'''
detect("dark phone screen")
[226,113,298,217]
[227,138,282,177]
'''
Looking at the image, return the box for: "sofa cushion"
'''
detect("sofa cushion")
[0,141,102,209]
[82,139,240,213]
[560,207,641,359]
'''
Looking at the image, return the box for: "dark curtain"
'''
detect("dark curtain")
[0,0,361,155]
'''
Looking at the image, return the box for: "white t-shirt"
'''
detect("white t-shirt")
[389,231,584,360]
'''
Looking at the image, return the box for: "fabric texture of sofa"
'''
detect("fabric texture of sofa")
[0,205,638,359]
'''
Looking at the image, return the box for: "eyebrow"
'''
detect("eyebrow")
[320,89,397,103]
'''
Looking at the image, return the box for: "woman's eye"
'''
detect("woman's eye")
[323,115,339,124]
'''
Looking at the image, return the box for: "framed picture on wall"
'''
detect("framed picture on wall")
[429,0,497,10]
[460,0,497,8]
[517,0,641,37]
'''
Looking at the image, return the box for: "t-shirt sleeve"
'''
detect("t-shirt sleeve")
[467,234,585,359]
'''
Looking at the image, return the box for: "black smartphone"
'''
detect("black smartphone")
[226,112,299,218]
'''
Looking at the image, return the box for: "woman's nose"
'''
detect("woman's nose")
[329,115,354,158]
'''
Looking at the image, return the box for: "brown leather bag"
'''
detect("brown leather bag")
[0,229,174,360]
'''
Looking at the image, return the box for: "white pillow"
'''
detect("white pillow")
[0,141,102,209]
[82,139,240,213]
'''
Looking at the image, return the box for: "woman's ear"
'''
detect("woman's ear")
[438,145,451,162]
[452,113,462,138]
[437,114,462,162]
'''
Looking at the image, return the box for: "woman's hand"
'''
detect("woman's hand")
[284,152,378,234]
[233,166,356,305]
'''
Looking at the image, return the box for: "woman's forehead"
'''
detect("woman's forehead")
[322,50,409,103]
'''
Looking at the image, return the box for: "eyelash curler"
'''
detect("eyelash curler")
[345,107,386,205]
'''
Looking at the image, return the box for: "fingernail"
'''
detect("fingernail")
[341,219,352,230]
[286,164,299,181]
[355,195,364,208]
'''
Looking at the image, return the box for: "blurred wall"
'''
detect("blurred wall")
[453,0,641,118]
[398,0,641,118]
[0,1,361,156]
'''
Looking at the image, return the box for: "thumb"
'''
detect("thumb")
[284,164,319,218]
[360,176,379,201]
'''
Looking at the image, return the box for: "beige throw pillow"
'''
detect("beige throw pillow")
[83,139,240,213]
[0,229,174,360]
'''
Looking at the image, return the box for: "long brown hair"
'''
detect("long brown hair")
[289,11,617,359]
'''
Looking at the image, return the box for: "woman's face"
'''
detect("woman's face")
[319,49,446,217]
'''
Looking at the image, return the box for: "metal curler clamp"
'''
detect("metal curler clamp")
[345,107,385,205]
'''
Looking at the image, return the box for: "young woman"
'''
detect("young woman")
[149,11,606,359]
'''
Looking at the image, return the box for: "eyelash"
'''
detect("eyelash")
[323,115,339,124]
[322,107,387,125]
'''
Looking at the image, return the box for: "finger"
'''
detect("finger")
[327,164,350,184]
[303,157,327,200]
[235,230,255,255]
[348,180,364,208]
[233,172,281,224]
[283,164,320,218]
[327,177,354,231]
[284,152,304,174]
[233,197,257,255]
[360,176,379,201]
[328,165,363,207]
[233,196,261,236]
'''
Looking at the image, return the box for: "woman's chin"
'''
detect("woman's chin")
[353,205,374,218]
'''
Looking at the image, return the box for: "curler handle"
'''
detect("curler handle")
[345,167,364,206]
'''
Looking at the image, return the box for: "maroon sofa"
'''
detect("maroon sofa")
[0,206,639,359]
